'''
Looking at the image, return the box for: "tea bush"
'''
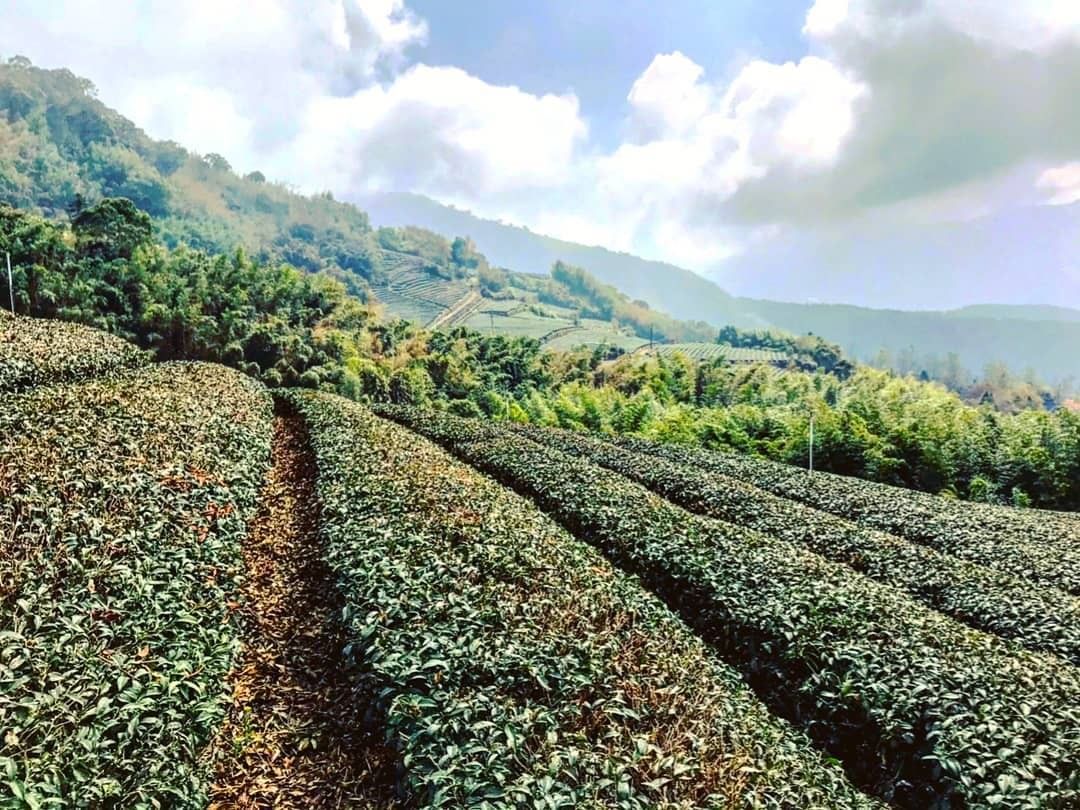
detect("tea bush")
[512,422,1080,666]
[383,407,1080,809]
[0,363,272,807]
[290,391,878,809]
[615,435,1080,595]
[0,312,146,393]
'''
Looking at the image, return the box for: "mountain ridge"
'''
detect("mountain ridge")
[356,191,1080,381]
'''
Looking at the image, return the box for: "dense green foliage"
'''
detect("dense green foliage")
[0,58,382,289]
[0,202,557,403]
[714,326,854,378]
[542,260,715,343]
[514,356,1080,509]
[0,362,272,807]
[288,391,876,808]
[382,407,1080,809]
[513,422,1080,664]
[0,310,145,391]
[5,192,1078,509]
[1,54,1077,510]
[616,435,1080,595]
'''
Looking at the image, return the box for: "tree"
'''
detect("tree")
[72,198,153,260]
[204,153,232,172]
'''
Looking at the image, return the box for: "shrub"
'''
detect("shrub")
[382,406,1080,808]
[511,422,1080,665]
[0,363,272,806]
[614,435,1080,595]
[0,313,146,392]
[289,392,876,808]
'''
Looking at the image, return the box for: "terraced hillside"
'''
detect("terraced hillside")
[6,314,1080,808]
[369,256,474,326]
[369,257,659,350]
[643,342,790,364]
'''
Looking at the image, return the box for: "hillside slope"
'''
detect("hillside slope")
[4,57,1079,381]
[359,192,1080,381]
[355,191,757,329]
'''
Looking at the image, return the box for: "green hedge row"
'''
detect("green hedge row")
[0,314,147,393]
[0,363,272,807]
[381,406,1080,809]
[614,434,1080,595]
[291,392,877,809]
[511,422,1080,666]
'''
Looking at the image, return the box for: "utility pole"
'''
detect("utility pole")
[5,252,13,315]
[808,411,815,475]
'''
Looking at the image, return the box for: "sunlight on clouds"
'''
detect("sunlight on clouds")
[1037,163,1080,206]
[284,65,586,197]
[724,56,866,170]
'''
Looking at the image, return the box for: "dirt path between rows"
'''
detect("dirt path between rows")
[210,406,399,808]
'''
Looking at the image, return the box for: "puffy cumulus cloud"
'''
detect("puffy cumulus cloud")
[806,0,1080,53]
[570,0,1080,263]
[599,0,1080,245]
[724,56,866,171]
[5,0,428,169]
[626,51,713,141]
[738,0,1080,222]
[578,52,864,262]
[281,65,586,197]
[1037,163,1080,206]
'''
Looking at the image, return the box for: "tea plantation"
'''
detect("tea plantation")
[0,312,146,393]
[3,316,1080,809]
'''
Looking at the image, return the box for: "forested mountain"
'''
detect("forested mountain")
[0,57,383,295]
[359,192,1080,383]
[5,57,1080,383]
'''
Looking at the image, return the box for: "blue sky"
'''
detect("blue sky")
[408,0,808,149]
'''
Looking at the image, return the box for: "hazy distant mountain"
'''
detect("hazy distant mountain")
[946,304,1080,322]
[358,192,1080,381]
[710,205,1080,312]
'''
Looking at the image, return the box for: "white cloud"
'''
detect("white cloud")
[575,53,865,265]
[723,56,866,171]
[1037,163,1080,206]
[282,65,586,197]
[5,0,428,170]
[626,51,712,141]
[807,0,1080,52]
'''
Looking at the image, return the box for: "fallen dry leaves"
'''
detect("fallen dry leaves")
[209,408,399,809]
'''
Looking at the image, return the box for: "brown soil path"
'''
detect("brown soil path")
[209,406,399,808]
